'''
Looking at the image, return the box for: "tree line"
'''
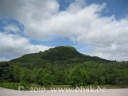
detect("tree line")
[0,61,128,87]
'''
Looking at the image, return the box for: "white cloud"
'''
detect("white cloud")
[0,0,128,61]
[0,32,51,61]
[3,24,20,33]
[0,58,10,61]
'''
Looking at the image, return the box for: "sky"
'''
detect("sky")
[0,0,128,61]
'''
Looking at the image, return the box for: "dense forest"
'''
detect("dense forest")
[0,46,128,87]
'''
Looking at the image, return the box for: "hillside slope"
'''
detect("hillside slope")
[9,46,110,68]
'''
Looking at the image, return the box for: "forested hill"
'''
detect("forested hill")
[9,46,111,68]
[0,46,128,87]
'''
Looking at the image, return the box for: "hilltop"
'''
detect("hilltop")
[9,46,110,68]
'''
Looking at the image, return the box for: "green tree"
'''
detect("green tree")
[43,73,54,85]
[21,68,31,83]
[70,66,89,86]
[11,66,21,82]
[0,62,12,82]
[36,68,53,85]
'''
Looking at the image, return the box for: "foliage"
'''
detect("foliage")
[0,46,128,87]
[70,66,89,86]
[0,83,27,90]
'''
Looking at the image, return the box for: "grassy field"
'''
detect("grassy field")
[0,83,28,90]
[0,82,123,90]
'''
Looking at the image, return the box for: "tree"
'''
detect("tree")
[70,66,89,86]
[11,66,21,82]
[0,62,12,82]
[43,73,54,85]
[36,68,53,85]
[21,68,31,83]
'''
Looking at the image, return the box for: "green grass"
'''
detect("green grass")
[0,83,28,90]
[0,83,125,90]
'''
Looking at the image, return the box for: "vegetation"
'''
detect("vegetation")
[0,46,128,89]
[0,83,28,90]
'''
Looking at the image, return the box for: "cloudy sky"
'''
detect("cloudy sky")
[0,0,128,61]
